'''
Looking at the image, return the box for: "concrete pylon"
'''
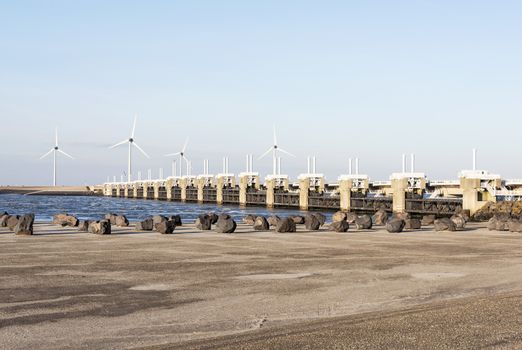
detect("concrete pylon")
[339,179,353,212]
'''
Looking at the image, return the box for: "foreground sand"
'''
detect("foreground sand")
[1,222,522,349]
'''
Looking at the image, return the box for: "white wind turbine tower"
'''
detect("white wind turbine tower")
[40,128,74,186]
[109,115,150,182]
[259,126,295,176]
[165,137,190,177]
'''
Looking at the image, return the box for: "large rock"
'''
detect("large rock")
[275,217,296,233]
[372,209,388,225]
[304,214,321,231]
[267,215,281,227]
[329,220,349,232]
[52,213,79,227]
[152,215,168,226]
[168,215,183,227]
[104,213,118,225]
[195,214,212,230]
[214,215,237,233]
[253,216,269,231]
[509,220,522,233]
[495,219,510,231]
[346,212,358,224]
[421,215,436,226]
[14,214,34,235]
[243,215,256,225]
[0,213,9,227]
[332,211,348,223]
[434,218,456,232]
[136,218,154,231]
[455,209,471,222]
[355,215,372,230]
[290,215,305,224]
[207,212,219,224]
[450,215,466,230]
[78,220,92,232]
[155,220,175,234]
[404,218,422,230]
[386,219,406,233]
[7,215,20,231]
[311,213,326,226]
[88,220,111,235]
[115,215,129,227]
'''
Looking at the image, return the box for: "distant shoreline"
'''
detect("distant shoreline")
[0,186,100,196]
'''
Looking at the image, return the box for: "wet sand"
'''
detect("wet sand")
[1,222,522,349]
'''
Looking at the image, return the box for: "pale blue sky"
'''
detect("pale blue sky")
[1,1,521,185]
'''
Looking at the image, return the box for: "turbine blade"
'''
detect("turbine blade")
[131,114,137,138]
[273,125,277,145]
[58,149,74,159]
[258,146,273,160]
[133,142,150,158]
[109,139,128,149]
[55,128,58,147]
[182,137,189,153]
[278,147,295,157]
[164,152,181,157]
[182,155,189,163]
[40,148,54,159]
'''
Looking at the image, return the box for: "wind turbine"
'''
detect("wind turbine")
[40,128,74,186]
[165,137,189,177]
[259,126,295,176]
[109,115,150,182]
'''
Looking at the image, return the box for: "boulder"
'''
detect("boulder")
[14,214,34,235]
[386,219,406,233]
[78,220,92,232]
[215,216,237,234]
[52,213,79,227]
[243,215,256,225]
[195,214,212,230]
[275,217,296,233]
[152,215,168,226]
[267,215,281,227]
[329,220,349,232]
[290,215,305,225]
[450,215,466,230]
[372,209,388,225]
[88,220,111,235]
[355,215,373,230]
[404,218,422,230]
[495,219,510,231]
[304,214,321,231]
[421,215,436,226]
[508,220,522,233]
[136,218,154,231]
[487,217,498,231]
[7,215,20,231]
[155,220,175,234]
[207,212,219,224]
[0,213,9,227]
[434,218,456,232]
[455,209,471,222]
[115,215,129,227]
[312,213,326,226]
[346,212,358,224]
[168,215,183,227]
[253,216,269,231]
[332,211,347,223]
[104,213,118,225]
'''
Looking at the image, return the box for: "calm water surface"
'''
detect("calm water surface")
[0,194,333,222]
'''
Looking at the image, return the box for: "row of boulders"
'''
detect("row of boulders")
[487,214,522,233]
[196,213,237,233]
[136,215,183,234]
[0,212,34,235]
[473,201,522,221]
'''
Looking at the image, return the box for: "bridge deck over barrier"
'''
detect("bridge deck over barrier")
[405,198,463,215]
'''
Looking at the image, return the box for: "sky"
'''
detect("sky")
[0,0,521,186]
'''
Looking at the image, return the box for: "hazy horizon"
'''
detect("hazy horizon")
[1,1,521,186]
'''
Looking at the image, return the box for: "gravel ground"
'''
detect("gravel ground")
[1,222,522,349]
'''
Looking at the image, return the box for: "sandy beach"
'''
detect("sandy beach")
[1,222,522,349]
